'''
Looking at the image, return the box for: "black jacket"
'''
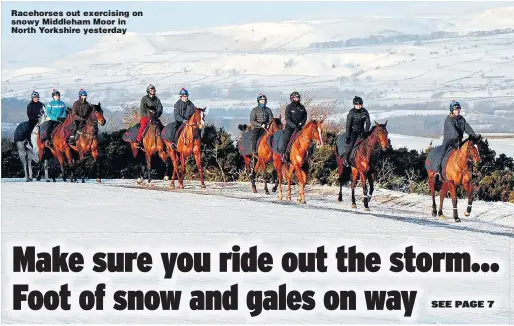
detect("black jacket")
[174,99,196,123]
[346,107,371,134]
[250,105,273,128]
[443,114,476,142]
[140,95,163,118]
[285,102,307,129]
[27,101,44,121]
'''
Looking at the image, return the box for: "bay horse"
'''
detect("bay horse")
[239,116,283,194]
[36,109,77,182]
[335,121,390,211]
[128,110,169,185]
[425,136,481,222]
[272,118,325,204]
[68,103,106,183]
[163,107,206,189]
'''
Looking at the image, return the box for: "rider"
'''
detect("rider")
[343,96,371,166]
[44,89,67,147]
[167,88,196,144]
[249,93,274,152]
[437,100,480,175]
[69,89,93,145]
[27,90,45,129]
[279,91,307,162]
[135,84,163,148]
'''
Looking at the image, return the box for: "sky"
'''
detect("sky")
[2,1,513,69]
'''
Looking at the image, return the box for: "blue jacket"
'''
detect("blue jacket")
[46,100,67,121]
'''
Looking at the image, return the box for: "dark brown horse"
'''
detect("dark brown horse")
[68,103,106,183]
[239,116,283,194]
[425,137,481,222]
[163,107,206,189]
[335,121,389,211]
[272,118,325,204]
[36,109,76,182]
[128,110,169,185]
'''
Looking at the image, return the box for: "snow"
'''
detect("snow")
[1,179,513,323]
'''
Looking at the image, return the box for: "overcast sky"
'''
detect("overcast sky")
[2,1,513,69]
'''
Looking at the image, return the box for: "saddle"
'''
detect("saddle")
[122,119,162,143]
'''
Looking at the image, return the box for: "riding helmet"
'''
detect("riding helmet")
[179,88,189,97]
[257,93,267,103]
[146,84,156,94]
[353,96,363,105]
[51,89,60,97]
[449,100,461,113]
[290,91,301,102]
[31,90,39,99]
[79,89,87,97]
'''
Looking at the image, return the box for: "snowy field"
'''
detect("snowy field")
[1,178,513,323]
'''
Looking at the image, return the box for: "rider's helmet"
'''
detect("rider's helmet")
[179,88,189,97]
[353,96,363,105]
[257,93,267,104]
[51,89,60,98]
[449,100,461,113]
[146,84,156,95]
[31,90,39,99]
[78,89,87,97]
[290,91,301,102]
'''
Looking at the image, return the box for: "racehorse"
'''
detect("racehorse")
[36,108,77,182]
[335,121,390,211]
[68,103,106,183]
[272,118,325,204]
[238,116,283,194]
[425,136,481,222]
[163,107,206,189]
[127,110,169,185]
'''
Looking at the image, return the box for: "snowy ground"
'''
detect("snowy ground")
[1,178,513,323]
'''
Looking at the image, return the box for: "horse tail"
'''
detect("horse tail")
[335,153,351,185]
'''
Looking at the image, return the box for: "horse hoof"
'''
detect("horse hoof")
[136,178,143,184]
[82,180,85,183]
[337,196,342,202]
[164,176,169,181]
[455,217,461,223]
[364,208,370,211]
[439,215,445,220]
[352,204,357,209]
[277,195,282,200]
[96,178,101,183]
[201,184,206,189]
[46,180,51,183]
[464,211,470,217]
[432,212,437,217]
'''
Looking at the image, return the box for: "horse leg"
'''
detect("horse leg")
[366,171,374,203]
[438,182,449,219]
[428,173,437,217]
[244,156,257,193]
[28,153,33,181]
[146,154,153,185]
[272,168,278,193]
[167,145,179,189]
[178,153,186,189]
[463,181,473,217]
[295,165,307,204]
[193,142,206,189]
[448,181,460,222]
[286,164,295,201]
[360,172,370,211]
[56,153,67,182]
[351,168,359,208]
[336,155,344,202]
[273,155,283,200]
[261,161,271,195]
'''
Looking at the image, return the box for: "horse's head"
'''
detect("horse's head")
[269,114,283,133]
[463,136,481,167]
[190,107,206,129]
[91,102,106,126]
[304,116,325,146]
[369,120,389,151]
